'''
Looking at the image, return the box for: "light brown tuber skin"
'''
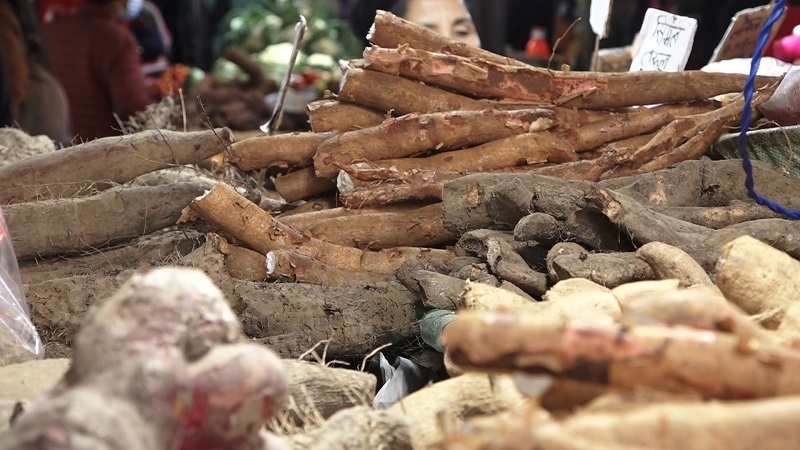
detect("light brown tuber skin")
[369,10,526,68]
[188,182,454,273]
[443,310,800,400]
[390,373,530,449]
[228,131,336,171]
[445,397,800,450]
[716,235,800,329]
[273,166,336,202]
[305,99,386,133]
[312,108,556,179]
[635,241,711,287]
[279,202,457,250]
[361,46,779,109]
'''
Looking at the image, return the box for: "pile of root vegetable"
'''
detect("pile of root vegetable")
[5,9,800,450]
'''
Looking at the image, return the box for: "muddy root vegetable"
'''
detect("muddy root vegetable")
[0,128,233,204]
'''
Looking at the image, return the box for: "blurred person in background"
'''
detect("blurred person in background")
[43,0,150,141]
[127,0,175,100]
[0,49,13,127]
[349,0,481,47]
[151,0,231,71]
[0,0,29,123]
[0,0,71,145]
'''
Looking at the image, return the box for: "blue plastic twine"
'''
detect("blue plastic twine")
[738,0,800,219]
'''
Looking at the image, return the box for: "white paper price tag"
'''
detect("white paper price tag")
[590,0,613,38]
[630,8,698,72]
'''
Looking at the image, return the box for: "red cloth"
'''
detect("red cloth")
[43,2,149,141]
[765,5,800,58]
[37,0,83,24]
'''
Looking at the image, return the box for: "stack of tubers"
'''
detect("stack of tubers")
[228,10,779,205]
[4,9,800,450]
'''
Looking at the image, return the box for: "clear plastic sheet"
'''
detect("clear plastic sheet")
[0,208,43,364]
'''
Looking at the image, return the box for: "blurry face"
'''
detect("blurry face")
[404,0,481,47]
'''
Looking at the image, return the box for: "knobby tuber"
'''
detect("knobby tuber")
[2,268,289,450]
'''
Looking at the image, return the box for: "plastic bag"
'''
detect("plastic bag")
[759,65,800,126]
[0,207,43,366]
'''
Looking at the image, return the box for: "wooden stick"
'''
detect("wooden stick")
[313,108,556,178]
[305,99,386,133]
[361,46,780,109]
[5,183,208,260]
[0,128,234,204]
[188,182,453,273]
[265,250,394,286]
[273,167,335,202]
[227,131,335,171]
[369,10,527,67]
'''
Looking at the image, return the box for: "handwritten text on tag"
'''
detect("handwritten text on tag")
[630,8,698,72]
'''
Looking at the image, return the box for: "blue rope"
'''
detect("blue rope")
[738,0,800,219]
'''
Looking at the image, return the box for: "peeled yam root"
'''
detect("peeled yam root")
[443,310,800,400]
[445,396,800,450]
[1,268,289,450]
[715,235,800,329]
